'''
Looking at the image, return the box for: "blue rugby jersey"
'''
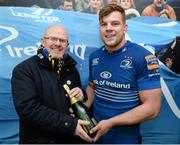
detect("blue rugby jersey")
[89,41,161,143]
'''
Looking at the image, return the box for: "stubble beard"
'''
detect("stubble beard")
[103,36,124,51]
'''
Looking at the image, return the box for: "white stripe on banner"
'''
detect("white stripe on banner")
[153,21,178,27]
[0,25,18,45]
[160,77,180,119]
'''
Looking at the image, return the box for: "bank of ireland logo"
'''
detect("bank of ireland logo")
[120,58,132,69]
[100,71,112,79]
[0,25,18,57]
[0,26,18,46]
[9,7,60,23]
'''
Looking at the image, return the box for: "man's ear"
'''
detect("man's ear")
[124,24,128,34]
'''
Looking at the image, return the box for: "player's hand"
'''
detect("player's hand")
[90,119,112,142]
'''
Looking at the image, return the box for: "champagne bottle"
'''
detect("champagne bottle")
[63,84,97,137]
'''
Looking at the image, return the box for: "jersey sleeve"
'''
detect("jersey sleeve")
[137,54,161,91]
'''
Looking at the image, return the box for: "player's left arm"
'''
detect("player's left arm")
[90,88,162,142]
[107,88,162,125]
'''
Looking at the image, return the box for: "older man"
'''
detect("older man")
[11,25,92,144]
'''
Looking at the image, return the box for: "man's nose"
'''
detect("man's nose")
[106,23,113,31]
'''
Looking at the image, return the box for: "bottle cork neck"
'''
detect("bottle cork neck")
[70,96,79,105]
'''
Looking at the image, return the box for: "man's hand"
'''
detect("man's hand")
[75,120,93,142]
[69,87,84,101]
[90,119,112,142]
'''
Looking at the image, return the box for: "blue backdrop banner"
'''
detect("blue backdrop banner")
[0,6,179,144]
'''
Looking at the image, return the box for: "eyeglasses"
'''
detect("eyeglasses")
[44,37,68,45]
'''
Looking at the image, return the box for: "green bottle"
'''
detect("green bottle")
[63,84,97,137]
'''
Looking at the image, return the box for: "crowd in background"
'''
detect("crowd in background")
[58,0,137,15]
[0,0,179,20]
